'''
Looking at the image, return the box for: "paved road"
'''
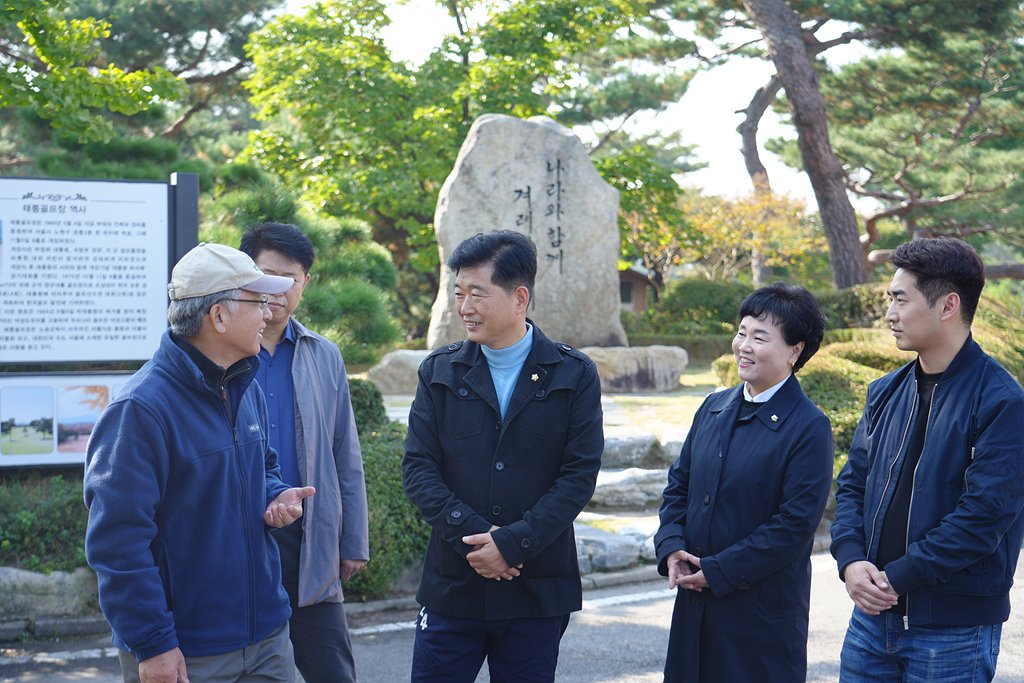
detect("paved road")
[3,553,1023,683]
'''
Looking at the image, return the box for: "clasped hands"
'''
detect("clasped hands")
[264,486,316,527]
[667,550,710,591]
[843,560,899,615]
[463,525,523,581]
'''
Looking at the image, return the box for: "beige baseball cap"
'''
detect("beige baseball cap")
[167,242,295,300]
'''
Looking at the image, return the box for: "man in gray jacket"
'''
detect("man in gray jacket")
[240,223,370,683]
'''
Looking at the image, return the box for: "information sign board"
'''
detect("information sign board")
[0,178,170,363]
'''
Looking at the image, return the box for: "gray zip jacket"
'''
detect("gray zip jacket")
[291,318,370,606]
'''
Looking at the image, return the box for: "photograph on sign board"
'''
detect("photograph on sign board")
[57,385,108,453]
[1,386,55,455]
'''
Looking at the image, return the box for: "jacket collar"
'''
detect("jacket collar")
[709,374,805,455]
[450,318,562,367]
[157,328,258,397]
[922,332,982,382]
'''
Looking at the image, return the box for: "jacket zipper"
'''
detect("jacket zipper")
[220,368,257,645]
[867,385,917,556]
[901,381,938,630]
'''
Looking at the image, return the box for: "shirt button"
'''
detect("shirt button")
[271,423,276,428]
[458,388,468,397]
[495,462,505,471]
[451,510,462,519]
[448,344,458,350]
[691,596,700,606]
[492,506,501,515]
[704,494,710,505]
[269,392,274,398]
[495,420,501,430]
[521,538,531,548]
[739,582,750,590]
[535,389,545,398]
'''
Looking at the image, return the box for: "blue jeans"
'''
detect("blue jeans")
[840,608,1001,683]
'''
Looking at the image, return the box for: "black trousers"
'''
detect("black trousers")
[275,522,357,683]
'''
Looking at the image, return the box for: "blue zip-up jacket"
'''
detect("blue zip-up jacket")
[84,330,292,661]
[831,334,1024,626]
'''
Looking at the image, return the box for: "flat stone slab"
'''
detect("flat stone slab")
[0,620,28,642]
[601,426,663,469]
[582,345,689,394]
[573,522,641,572]
[33,615,110,638]
[589,468,669,510]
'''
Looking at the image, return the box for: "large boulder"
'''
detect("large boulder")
[366,350,430,395]
[582,345,689,393]
[428,114,627,350]
[589,468,669,510]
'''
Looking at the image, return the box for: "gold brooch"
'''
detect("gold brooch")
[531,374,539,381]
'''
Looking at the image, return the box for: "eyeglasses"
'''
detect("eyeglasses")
[225,296,269,313]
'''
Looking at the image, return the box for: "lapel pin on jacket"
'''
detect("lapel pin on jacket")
[531,374,539,381]
[771,415,779,422]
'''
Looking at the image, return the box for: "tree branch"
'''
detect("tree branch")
[160,97,211,137]
[184,58,247,84]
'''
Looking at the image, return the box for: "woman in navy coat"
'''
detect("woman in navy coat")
[655,283,834,683]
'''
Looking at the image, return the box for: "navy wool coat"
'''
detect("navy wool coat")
[654,375,833,683]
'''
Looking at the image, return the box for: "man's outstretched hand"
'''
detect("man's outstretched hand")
[264,486,315,527]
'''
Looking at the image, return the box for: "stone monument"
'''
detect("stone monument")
[427,114,628,349]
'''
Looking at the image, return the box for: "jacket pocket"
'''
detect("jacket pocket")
[517,389,570,439]
[155,541,175,613]
[441,388,484,439]
[752,571,784,620]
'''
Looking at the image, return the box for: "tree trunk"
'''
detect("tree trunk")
[737,77,780,287]
[741,0,869,288]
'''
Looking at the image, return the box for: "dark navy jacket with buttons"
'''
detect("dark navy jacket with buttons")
[654,375,833,683]
[831,335,1024,627]
[402,322,603,620]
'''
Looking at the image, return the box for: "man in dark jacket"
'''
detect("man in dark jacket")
[831,238,1024,682]
[402,231,604,683]
[85,243,315,683]
[240,223,369,683]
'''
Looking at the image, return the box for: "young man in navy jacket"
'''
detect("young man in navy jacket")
[85,243,315,683]
[831,238,1024,682]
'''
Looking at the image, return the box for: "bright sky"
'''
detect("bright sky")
[1,386,53,424]
[285,0,875,210]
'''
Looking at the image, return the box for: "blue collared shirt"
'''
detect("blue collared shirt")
[255,320,300,487]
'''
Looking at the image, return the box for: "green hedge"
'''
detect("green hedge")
[347,422,430,600]
[820,341,916,374]
[350,378,388,432]
[0,472,87,573]
[629,334,735,366]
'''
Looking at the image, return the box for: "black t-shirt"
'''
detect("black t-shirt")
[877,364,943,614]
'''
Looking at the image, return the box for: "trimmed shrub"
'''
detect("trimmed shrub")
[623,279,751,336]
[820,341,915,374]
[350,378,388,432]
[346,423,430,600]
[629,334,734,366]
[814,284,889,330]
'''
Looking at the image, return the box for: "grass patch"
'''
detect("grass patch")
[608,394,707,427]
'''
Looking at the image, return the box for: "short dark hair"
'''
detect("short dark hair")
[239,222,315,273]
[890,238,985,326]
[739,282,827,372]
[447,231,537,301]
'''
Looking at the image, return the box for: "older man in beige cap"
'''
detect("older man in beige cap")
[85,242,315,683]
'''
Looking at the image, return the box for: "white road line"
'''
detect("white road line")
[351,588,676,637]
[0,647,120,666]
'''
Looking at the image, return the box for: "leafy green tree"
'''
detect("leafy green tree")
[0,0,183,147]
[244,0,695,330]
